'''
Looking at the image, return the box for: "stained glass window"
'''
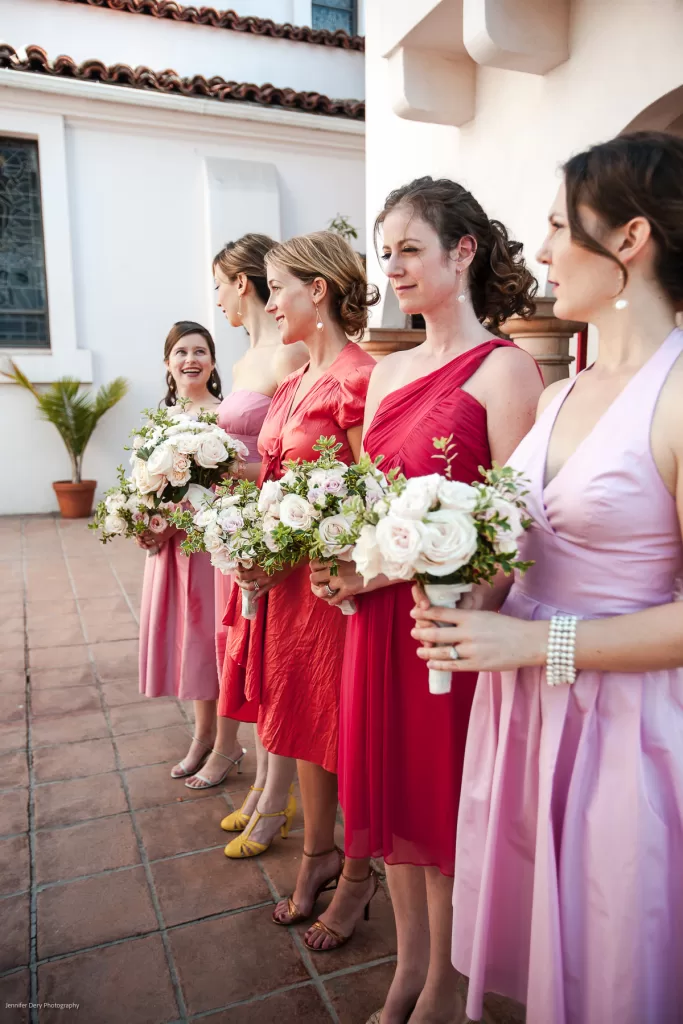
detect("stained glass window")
[312,0,355,35]
[0,137,50,348]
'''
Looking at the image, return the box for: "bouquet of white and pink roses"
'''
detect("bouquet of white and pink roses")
[257,437,403,614]
[90,466,175,544]
[172,480,274,620]
[352,436,533,692]
[129,406,249,509]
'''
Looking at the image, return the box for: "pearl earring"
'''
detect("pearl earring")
[315,302,324,331]
[237,297,243,319]
[615,298,628,310]
[457,273,466,304]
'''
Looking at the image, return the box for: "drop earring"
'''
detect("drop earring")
[457,272,466,304]
[315,302,324,331]
[237,297,243,319]
[614,297,628,310]
[614,269,628,310]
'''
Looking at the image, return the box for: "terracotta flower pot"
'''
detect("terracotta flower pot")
[53,480,97,519]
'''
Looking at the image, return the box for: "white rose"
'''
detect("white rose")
[105,492,126,513]
[212,548,237,574]
[167,451,192,488]
[132,434,145,450]
[218,509,244,535]
[352,524,384,584]
[243,501,259,522]
[232,439,250,462]
[125,493,141,513]
[131,458,165,496]
[204,526,225,554]
[363,473,386,507]
[173,432,201,455]
[317,514,354,558]
[307,486,326,508]
[307,469,328,489]
[375,514,423,568]
[280,469,299,488]
[322,469,348,497]
[389,475,440,520]
[413,509,478,577]
[372,497,391,519]
[148,514,167,534]
[258,479,283,513]
[487,495,525,555]
[195,433,229,469]
[279,493,319,531]
[104,513,127,536]
[146,443,175,478]
[193,506,216,529]
[437,479,478,513]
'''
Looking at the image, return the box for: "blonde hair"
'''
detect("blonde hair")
[265,230,379,341]
[213,233,276,304]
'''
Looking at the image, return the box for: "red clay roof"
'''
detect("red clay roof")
[0,43,365,120]
[56,0,365,51]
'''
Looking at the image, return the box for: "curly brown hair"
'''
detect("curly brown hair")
[564,131,683,307]
[374,176,537,329]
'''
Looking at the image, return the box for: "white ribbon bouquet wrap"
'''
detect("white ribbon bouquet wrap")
[352,436,534,694]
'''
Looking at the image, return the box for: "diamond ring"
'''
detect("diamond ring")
[448,646,459,661]
[325,583,335,598]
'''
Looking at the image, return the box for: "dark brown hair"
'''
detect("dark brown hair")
[162,321,222,407]
[374,176,537,328]
[266,231,380,341]
[564,131,683,306]
[213,233,275,305]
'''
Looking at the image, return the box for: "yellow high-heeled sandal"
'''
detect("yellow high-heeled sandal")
[220,786,264,832]
[223,787,296,859]
[272,845,344,926]
[304,867,380,952]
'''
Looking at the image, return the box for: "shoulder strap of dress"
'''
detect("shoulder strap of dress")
[442,338,517,390]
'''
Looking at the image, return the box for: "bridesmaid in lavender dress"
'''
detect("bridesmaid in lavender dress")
[412,132,683,1024]
[181,235,308,790]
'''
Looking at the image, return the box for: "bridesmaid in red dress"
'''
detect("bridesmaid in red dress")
[310,179,542,1019]
[220,234,378,919]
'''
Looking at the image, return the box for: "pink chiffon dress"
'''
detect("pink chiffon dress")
[452,328,683,1024]
[214,391,271,676]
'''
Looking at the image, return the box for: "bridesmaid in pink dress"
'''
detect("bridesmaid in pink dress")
[412,133,683,1023]
[138,321,225,775]
[182,234,307,791]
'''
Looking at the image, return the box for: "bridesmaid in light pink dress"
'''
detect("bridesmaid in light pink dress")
[412,132,683,1024]
[181,234,308,792]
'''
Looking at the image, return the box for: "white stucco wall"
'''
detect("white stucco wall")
[0,0,364,99]
[365,0,683,335]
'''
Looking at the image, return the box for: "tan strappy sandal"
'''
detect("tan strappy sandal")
[304,867,380,952]
[272,846,344,926]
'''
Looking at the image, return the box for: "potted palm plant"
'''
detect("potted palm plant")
[2,361,129,518]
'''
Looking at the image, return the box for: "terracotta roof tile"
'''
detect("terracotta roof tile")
[0,43,365,120]
[56,0,365,51]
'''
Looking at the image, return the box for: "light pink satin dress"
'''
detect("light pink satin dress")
[452,328,683,1024]
[214,391,271,675]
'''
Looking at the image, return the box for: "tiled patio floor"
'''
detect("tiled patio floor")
[0,516,524,1024]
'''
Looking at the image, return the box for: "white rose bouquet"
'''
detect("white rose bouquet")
[257,437,403,615]
[171,480,276,621]
[128,406,249,508]
[353,435,534,693]
[90,466,175,544]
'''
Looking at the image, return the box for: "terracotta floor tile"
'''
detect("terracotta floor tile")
[38,934,178,1024]
[26,598,78,617]
[108,701,185,736]
[0,835,29,895]
[115,725,189,770]
[29,645,89,671]
[79,595,136,616]
[0,968,30,1022]
[0,722,26,754]
[34,772,127,829]
[89,639,139,680]
[0,671,26,694]
[37,865,158,958]
[73,575,122,599]
[33,737,117,783]
[30,664,95,688]
[169,906,309,1015]
[83,617,139,644]
[100,679,147,706]
[294,886,397,972]
[0,650,24,672]
[136,794,230,861]
[35,812,140,884]
[25,610,81,632]
[0,633,24,652]
[27,625,85,650]
[124,761,221,811]
[152,847,270,927]
[0,694,26,726]
[31,685,101,718]
[0,789,28,836]
[200,985,331,1023]
[324,961,396,1024]
[0,892,30,971]
[0,617,24,636]
[31,709,109,747]
[260,831,307,898]
[0,750,28,790]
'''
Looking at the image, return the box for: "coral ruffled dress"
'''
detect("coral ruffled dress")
[214,391,271,676]
[219,343,375,772]
[339,340,514,875]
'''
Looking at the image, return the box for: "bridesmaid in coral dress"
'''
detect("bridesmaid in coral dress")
[309,180,541,1016]
[220,234,378,918]
[412,133,683,1024]
[181,234,307,791]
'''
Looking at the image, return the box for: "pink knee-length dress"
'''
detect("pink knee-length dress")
[452,327,683,1024]
[214,391,271,675]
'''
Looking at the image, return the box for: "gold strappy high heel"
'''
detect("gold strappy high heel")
[220,786,264,832]
[304,868,380,952]
[272,846,344,926]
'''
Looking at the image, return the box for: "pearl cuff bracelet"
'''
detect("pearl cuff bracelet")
[546,614,578,686]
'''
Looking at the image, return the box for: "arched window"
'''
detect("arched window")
[312,0,356,35]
